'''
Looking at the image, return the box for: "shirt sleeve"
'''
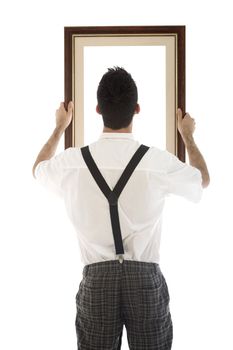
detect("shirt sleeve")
[34,149,71,198]
[164,152,203,203]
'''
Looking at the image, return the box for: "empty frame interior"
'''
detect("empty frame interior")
[72,34,177,154]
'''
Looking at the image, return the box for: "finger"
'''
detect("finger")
[68,101,74,109]
[177,108,182,120]
[60,102,66,110]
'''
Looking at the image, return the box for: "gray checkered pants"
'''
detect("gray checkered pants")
[75,259,173,349]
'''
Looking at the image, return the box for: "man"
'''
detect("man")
[32,66,210,349]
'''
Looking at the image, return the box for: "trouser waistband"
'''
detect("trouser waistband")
[82,259,160,277]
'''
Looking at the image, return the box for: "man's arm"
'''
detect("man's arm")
[32,101,73,179]
[177,108,210,188]
[183,134,210,188]
[32,126,64,179]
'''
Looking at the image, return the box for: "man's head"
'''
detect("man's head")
[96,66,140,130]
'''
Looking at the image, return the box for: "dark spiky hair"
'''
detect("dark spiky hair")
[97,66,138,129]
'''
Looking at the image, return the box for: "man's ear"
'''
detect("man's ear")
[96,105,101,114]
[135,103,140,114]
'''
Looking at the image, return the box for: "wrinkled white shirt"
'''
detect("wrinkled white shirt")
[35,132,203,266]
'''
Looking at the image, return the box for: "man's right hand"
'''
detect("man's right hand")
[177,108,196,140]
[176,108,210,188]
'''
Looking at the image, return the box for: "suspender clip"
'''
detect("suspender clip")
[117,254,124,264]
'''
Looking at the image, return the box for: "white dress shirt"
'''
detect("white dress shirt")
[35,132,203,266]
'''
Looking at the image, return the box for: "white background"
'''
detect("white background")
[84,45,166,147]
[0,1,232,349]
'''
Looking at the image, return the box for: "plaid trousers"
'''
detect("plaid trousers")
[75,259,173,349]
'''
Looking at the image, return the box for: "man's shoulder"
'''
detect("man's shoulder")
[149,146,175,162]
[136,145,174,173]
[51,147,83,168]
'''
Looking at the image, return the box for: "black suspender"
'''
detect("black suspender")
[80,144,150,262]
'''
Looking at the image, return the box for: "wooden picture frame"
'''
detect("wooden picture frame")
[64,25,185,161]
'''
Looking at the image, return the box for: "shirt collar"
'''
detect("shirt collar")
[98,132,135,140]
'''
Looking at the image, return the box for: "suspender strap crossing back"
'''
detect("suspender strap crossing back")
[80,144,150,261]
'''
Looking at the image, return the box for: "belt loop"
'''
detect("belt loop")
[84,265,89,277]
[153,263,158,273]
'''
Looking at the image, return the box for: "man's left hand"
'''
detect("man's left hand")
[56,101,74,131]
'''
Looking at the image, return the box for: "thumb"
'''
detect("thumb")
[68,101,74,111]
[177,108,183,122]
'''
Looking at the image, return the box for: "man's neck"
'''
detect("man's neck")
[102,127,132,133]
